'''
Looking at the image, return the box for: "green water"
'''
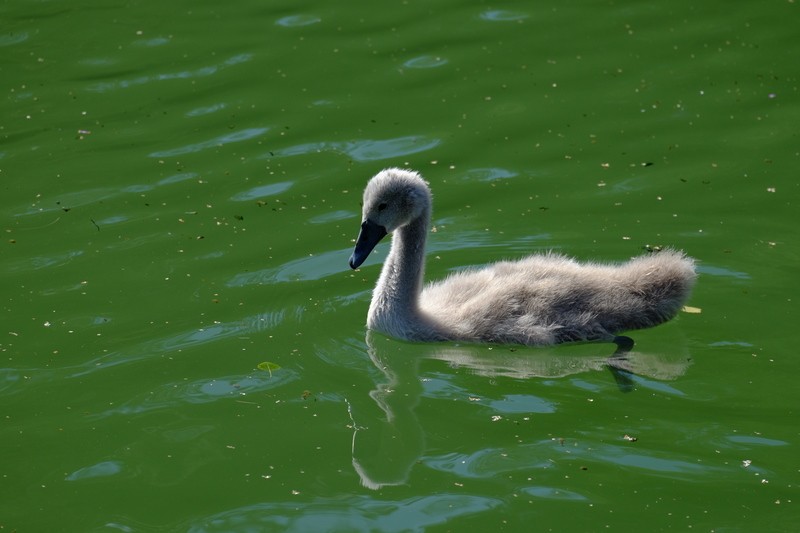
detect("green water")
[2,0,798,531]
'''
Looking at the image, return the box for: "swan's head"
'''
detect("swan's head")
[349,168,431,269]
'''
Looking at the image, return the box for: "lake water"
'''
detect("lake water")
[2,0,798,531]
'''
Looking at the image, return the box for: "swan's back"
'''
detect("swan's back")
[420,250,696,345]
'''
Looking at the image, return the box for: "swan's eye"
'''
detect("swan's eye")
[377,202,388,211]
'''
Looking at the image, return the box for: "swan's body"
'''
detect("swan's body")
[349,168,696,346]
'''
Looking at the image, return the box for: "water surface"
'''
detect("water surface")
[2,0,799,531]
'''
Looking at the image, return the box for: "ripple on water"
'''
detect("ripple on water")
[696,264,750,280]
[725,435,788,447]
[186,102,227,117]
[185,494,502,532]
[158,172,199,185]
[85,53,252,92]
[268,135,441,162]
[132,36,171,47]
[77,57,119,67]
[68,312,285,379]
[0,32,29,47]
[308,210,355,224]
[66,460,124,481]
[426,229,551,255]
[94,215,130,226]
[427,436,723,481]
[575,441,723,478]
[230,181,293,201]
[486,394,556,414]
[149,127,269,157]
[462,167,519,182]
[228,248,349,285]
[522,486,589,502]
[403,55,449,69]
[276,14,322,27]
[12,173,197,217]
[98,370,297,417]
[0,371,23,396]
[6,249,84,273]
[425,447,553,479]
[15,186,117,215]
[348,136,441,161]
[480,10,529,22]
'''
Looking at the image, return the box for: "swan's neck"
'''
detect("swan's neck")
[369,208,431,337]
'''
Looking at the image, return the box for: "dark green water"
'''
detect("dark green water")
[2,0,798,531]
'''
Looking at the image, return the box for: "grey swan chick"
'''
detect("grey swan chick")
[348,168,697,345]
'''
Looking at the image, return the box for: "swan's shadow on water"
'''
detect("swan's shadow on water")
[351,331,691,490]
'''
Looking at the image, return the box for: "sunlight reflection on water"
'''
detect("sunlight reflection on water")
[66,311,285,379]
[267,135,441,162]
[149,127,270,157]
[85,54,253,92]
[96,371,298,418]
[185,494,502,532]
[66,460,124,481]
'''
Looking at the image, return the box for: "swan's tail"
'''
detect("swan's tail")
[615,249,697,332]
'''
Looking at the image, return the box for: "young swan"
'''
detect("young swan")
[348,168,697,345]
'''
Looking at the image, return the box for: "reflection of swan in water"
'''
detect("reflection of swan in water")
[350,332,425,490]
[349,168,697,345]
[350,331,691,489]
[428,336,690,383]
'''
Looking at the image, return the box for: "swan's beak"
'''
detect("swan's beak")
[349,219,388,269]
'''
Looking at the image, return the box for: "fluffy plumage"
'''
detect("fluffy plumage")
[349,168,697,345]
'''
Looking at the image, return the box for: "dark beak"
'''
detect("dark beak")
[349,219,388,269]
